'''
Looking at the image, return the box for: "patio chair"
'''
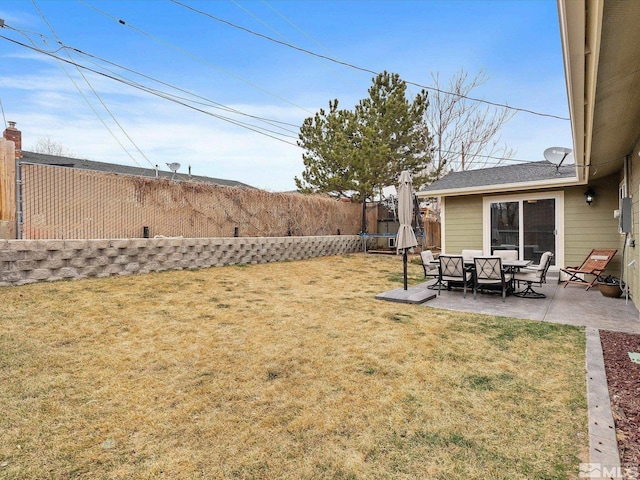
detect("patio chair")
[420,250,439,279]
[473,256,513,302]
[420,250,441,290]
[461,249,484,263]
[438,255,473,298]
[513,251,554,298]
[561,248,617,290]
[494,250,518,262]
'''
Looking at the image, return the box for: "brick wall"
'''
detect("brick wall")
[0,235,365,286]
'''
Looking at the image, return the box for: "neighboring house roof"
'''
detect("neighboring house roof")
[20,151,253,188]
[418,161,578,197]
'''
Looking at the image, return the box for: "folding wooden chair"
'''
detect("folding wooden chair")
[561,249,617,290]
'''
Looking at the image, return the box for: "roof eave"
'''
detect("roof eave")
[416,175,583,198]
[557,0,604,183]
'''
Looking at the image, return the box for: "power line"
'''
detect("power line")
[77,0,315,116]
[0,98,7,128]
[256,0,362,90]
[2,31,577,169]
[31,0,154,169]
[3,21,147,167]
[69,45,300,134]
[5,21,300,134]
[170,0,570,121]
[3,30,583,171]
[1,24,578,169]
[0,33,300,147]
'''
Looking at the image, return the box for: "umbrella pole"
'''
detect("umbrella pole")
[403,249,408,290]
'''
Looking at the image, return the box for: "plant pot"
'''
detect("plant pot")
[599,283,623,298]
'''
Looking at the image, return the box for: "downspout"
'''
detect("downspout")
[622,155,630,300]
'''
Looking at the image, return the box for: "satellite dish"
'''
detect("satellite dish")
[543,147,574,167]
[166,162,181,180]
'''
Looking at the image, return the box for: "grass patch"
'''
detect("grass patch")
[0,253,587,479]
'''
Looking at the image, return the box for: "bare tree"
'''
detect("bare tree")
[425,69,516,178]
[32,137,76,157]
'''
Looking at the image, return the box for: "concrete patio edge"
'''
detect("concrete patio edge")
[585,327,622,479]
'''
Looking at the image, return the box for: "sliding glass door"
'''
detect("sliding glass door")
[523,199,555,264]
[486,194,560,266]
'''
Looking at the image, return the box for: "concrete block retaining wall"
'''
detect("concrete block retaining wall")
[0,235,364,286]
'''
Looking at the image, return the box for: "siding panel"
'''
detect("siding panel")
[564,178,622,277]
[444,195,483,253]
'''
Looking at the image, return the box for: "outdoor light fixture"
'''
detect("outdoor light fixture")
[584,187,595,205]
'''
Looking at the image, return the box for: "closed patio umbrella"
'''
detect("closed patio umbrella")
[396,171,418,290]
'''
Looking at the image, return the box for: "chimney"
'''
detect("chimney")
[3,121,22,159]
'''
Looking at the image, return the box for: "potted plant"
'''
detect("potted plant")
[598,275,625,298]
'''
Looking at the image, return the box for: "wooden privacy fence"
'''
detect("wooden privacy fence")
[0,139,16,239]
[423,218,441,250]
[20,163,376,240]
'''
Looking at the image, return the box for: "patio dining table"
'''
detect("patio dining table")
[429,258,532,269]
[497,259,532,271]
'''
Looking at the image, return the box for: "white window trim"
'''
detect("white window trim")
[482,191,564,271]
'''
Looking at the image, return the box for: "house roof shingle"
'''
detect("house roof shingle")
[20,151,253,188]
[421,160,577,194]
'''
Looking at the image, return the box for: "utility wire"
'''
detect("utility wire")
[0,98,7,128]
[4,22,299,134]
[0,32,577,167]
[0,33,300,146]
[251,0,361,89]
[31,1,151,168]
[171,0,569,121]
[1,25,582,168]
[69,45,300,134]
[4,22,146,166]
[1,29,582,170]
[2,31,583,169]
[233,0,284,39]
[77,0,315,116]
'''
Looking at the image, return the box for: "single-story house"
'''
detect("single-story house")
[417,0,640,304]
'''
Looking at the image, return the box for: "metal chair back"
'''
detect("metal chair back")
[438,255,471,298]
[474,257,503,281]
[440,255,465,277]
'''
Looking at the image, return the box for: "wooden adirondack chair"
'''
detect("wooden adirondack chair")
[561,249,618,290]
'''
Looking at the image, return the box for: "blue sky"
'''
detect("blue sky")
[0,0,571,191]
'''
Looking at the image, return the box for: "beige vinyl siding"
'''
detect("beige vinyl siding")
[443,195,483,253]
[563,175,622,277]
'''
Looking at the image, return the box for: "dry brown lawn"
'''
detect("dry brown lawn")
[0,253,586,479]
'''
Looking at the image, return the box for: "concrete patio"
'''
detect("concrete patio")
[419,273,640,334]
